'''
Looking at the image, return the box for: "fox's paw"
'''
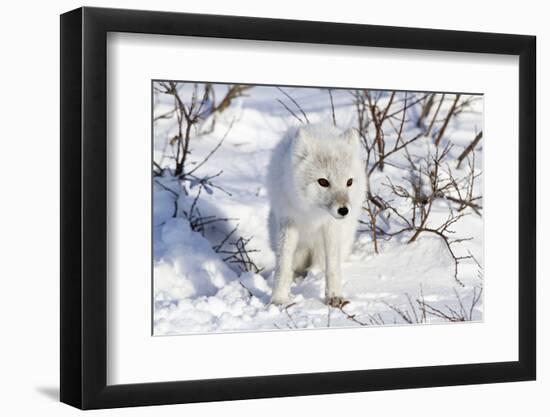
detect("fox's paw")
[271,292,291,306]
[327,296,348,308]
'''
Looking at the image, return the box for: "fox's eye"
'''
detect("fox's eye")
[347,178,353,187]
[317,178,330,187]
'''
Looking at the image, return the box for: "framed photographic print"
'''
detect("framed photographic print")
[60,6,536,409]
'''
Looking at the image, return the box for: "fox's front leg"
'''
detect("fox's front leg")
[322,222,345,307]
[271,220,299,305]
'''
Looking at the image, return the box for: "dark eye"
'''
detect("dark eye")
[347,178,353,187]
[318,178,330,187]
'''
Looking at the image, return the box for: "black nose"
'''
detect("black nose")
[337,207,349,216]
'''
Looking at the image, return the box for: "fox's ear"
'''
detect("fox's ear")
[293,127,312,159]
[295,126,313,145]
[340,129,360,147]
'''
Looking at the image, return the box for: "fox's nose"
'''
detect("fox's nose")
[337,207,349,216]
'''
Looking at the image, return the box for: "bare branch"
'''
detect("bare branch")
[456,131,483,169]
[277,87,310,124]
[434,94,461,146]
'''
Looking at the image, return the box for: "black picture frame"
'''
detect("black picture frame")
[60,6,536,410]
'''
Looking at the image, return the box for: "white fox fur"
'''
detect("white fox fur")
[266,124,366,306]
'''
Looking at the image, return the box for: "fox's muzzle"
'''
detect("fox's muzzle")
[337,206,349,216]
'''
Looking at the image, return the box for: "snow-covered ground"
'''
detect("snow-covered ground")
[152,83,483,335]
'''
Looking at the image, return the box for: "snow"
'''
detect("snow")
[152,84,483,335]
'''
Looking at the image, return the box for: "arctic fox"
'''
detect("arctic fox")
[266,124,366,306]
